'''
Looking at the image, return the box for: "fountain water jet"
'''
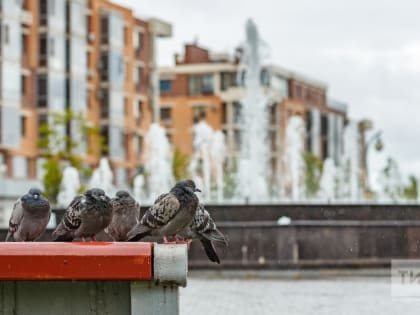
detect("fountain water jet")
[339,121,361,201]
[319,158,337,202]
[210,130,227,202]
[235,19,270,202]
[57,166,80,207]
[143,123,174,202]
[284,116,305,201]
[89,157,115,196]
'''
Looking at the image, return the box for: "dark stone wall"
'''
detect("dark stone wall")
[3,205,420,269]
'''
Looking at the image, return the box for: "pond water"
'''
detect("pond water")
[180,271,420,314]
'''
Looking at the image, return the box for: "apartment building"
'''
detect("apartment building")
[159,44,348,176]
[0,0,171,196]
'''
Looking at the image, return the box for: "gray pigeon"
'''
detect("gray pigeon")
[178,203,228,264]
[52,188,112,242]
[5,188,51,242]
[127,179,201,242]
[105,190,140,241]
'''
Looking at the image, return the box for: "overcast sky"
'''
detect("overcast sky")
[116,0,420,187]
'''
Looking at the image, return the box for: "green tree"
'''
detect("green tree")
[172,147,190,181]
[303,151,323,198]
[403,175,418,201]
[38,109,100,203]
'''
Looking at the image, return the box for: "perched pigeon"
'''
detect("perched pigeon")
[178,203,228,264]
[105,190,140,241]
[127,179,201,242]
[5,188,51,242]
[52,188,112,242]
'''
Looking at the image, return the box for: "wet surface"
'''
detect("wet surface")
[181,275,420,314]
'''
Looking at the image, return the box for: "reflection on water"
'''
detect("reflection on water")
[181,272,420,315]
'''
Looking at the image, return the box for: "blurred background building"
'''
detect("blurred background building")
[0,0,171,199]
[159,44,358,179]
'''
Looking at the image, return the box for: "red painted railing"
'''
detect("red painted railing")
[0,242,152,280]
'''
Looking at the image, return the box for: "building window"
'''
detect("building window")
[21,116,27,137]
[260,69,270,87]
[98,89,109,119]
[321,115,329,159]
[21,75,26,95]
[233,102,241,124]
[100,14,109,45]
[188,74,214,96]
[192,105,206,123]
[134,66,142,92]
[159,80,172,93]
[39,0,48,25]
[221,72,237,91]
[37,75,48,108]
[160,107,172,126]
[38,114,48,140]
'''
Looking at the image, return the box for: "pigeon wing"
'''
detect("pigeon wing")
[52,195,84,241]
[5,198,24,241]
[141,193,180,229]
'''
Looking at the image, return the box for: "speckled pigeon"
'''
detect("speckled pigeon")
[52,188,112,242]
[127,179,201,242]
[178,203,228,264]
[105,190,140,241]
[5,188,51,242]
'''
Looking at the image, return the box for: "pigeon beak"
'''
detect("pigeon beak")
[195,188,201,193]
[100,195,106,201]
[34,195,39,199]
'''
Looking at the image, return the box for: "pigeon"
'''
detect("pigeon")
[178,203,228,264]
[52,188,112,242]
[127,179,201,242]
[105,190,140,241]
[5,188,51,242]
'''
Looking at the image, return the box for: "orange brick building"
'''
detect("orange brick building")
[0,0,171,195]
[159,44,349,177]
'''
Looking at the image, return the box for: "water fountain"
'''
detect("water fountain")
[190,120,214,201]
[235,19,270,202]
[190,119,228,202]
[210,130,227,202]
[319,158,337,202]
[284,116,306,201]
[339,121,361,201]
[89,157,115,196]
[143,123,174,203]
[377,157,403,202]
[57,166,80,207]
[133,173,146,203]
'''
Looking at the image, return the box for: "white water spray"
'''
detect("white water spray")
[235,19,270,202]
[284,116,306,201]
[89,157,115,196]
[57,166,80,207]
[143,123,174,202]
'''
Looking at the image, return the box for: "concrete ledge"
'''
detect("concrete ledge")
[153,243,188,287]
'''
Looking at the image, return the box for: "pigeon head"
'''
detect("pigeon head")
[115,190,130,199]
[28,188,42,200]
[173,179,201,195]
[85,188,108,202]
[21,188,50,213]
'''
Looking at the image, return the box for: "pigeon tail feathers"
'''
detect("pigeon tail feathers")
[200,238,220,264]
[203,228,228,247]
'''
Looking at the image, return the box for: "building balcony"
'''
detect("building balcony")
[20,10,33,25]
